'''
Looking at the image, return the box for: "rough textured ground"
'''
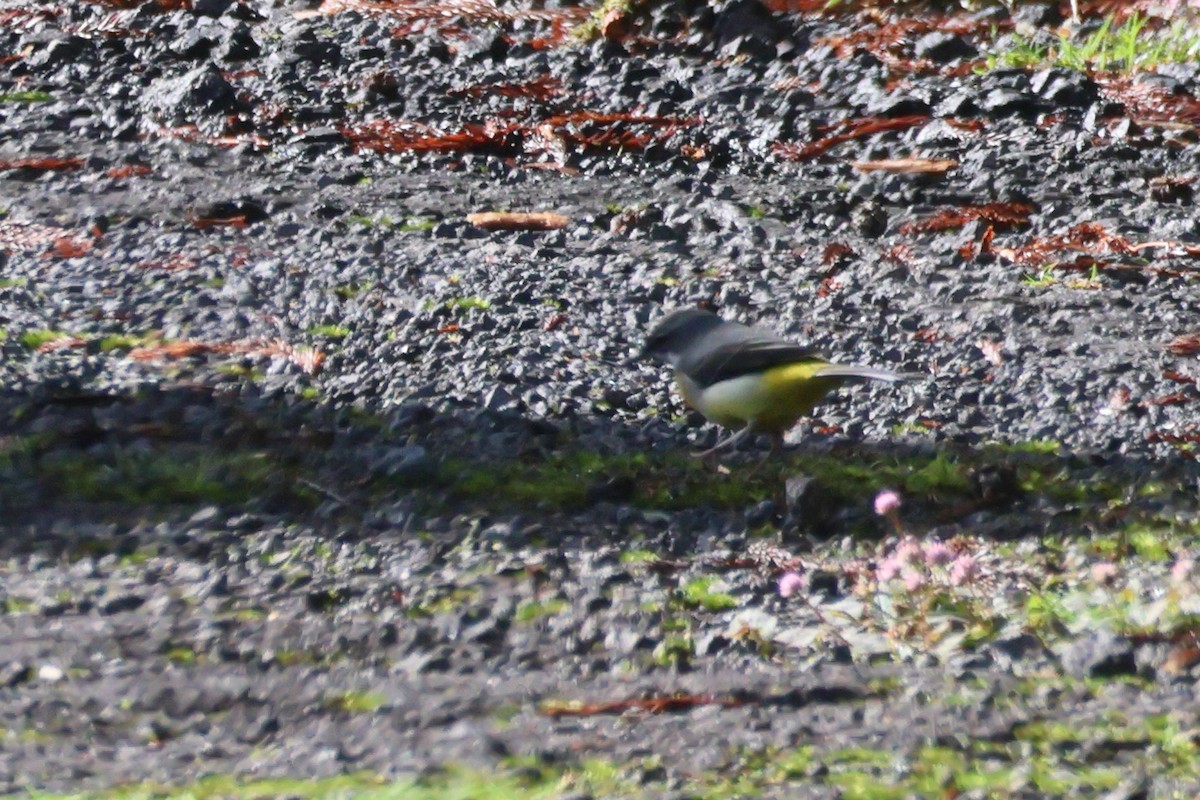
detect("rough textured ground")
[2,0,1200,796]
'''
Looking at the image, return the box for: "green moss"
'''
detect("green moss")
[900,452,970,495]
[1126,525,1173,561]
[24,729,1188,800]
[825,747,895,768]
[436,441,1137,517]
[322,691,388,715]
[678,576,738,613]
[349,214,384,227]
[3,596,35,614]
[20,329,76,350]
[5,447,311,509]
[4,727,54,745]
[1024,588,1075,634]
[446,296,491,312]
[118,546,158,567]
[651,635,694,668]
[229,607,267,622]
[406,587,481,617]
[216,363,265,381]
[514,598,569,623]
[0,91,52,103]
[306,324,351,340]
[98,334,147,352]
[988,438,1062,457]
[620,549,659,564]
[347,214,433,232]
[335,282,374,299]
[165,647,198,665]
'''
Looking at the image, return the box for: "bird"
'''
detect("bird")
[629,308,906,457]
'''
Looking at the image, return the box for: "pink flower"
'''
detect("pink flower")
[1171,559,1194,585]
[874,489,901,516]
[1091,562,1119,586]
[877,556,903,582]
[949,555,979,586]
[895,538,923,564]
[903,570,925,593]
[924,542,953,567]
[778,571,805,598]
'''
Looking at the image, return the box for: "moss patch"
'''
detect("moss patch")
[439,446,979,514]
[0,438,316,510]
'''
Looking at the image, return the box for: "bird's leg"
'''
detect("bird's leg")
[693,425,754,459]
[744,431,785,477]
[768,431,785,457]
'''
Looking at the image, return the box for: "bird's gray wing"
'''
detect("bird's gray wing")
[679,332,825,388]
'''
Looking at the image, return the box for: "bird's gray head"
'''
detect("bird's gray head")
[634,308,725,367]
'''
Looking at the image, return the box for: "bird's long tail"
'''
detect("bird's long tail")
[812,364,907,383]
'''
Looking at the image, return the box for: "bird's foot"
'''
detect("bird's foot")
[692,426,753,460]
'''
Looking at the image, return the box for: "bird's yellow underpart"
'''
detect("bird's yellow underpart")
[676,360,840,434]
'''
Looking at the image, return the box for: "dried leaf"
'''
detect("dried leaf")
[128,338,324,375]
[1144,391,1194,407]
[976,338,1004,366]
[342,112,695,161]
[599,6,634,42]
[1163,646,1200,675]
[540,693,741,718]
[1098,75,1200,126]
[0,222,90,255]
[190,214,248,229]
[466,211,569,231]
[821,242,854,265]
[900,202,1032,234]
[852,157,956,175]
[945,118,985,133]
[449,75,562,100]
[37,336,87,352]
[50,237,93,258]
[137,255,199,272]
[774,115,930,161]
[106,164,153,178]
[300,0,585,45]
[817,276,843,297]
[912,327,940,343]
[883,244,916,267]
[1146,429,1200,446]
[0,157,84,172]
[992,223,1196,277]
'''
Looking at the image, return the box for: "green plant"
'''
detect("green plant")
[20,329,76,349]
[306,324,351,340]
[678,576,739,613]
[989,13,1200,73]
[0,91,52,103]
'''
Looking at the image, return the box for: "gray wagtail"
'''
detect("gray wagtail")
[629,308,905,456]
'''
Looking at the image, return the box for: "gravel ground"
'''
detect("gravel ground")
[3,0,1200,796]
